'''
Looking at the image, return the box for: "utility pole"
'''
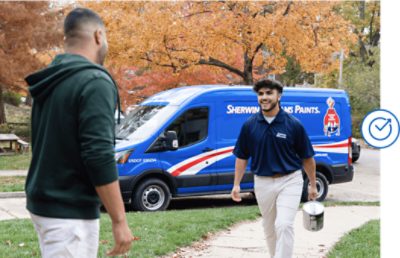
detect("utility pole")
[338,49,344,89]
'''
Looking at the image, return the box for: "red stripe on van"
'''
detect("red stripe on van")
[314,143,348,148]
[171,148,234,177]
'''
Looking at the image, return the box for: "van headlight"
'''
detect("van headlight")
[115,149,133,164]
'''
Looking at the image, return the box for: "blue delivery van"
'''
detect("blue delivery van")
[115,85,354,211]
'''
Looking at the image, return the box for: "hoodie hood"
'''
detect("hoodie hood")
[26,54,109,102]
[25,53,121,122]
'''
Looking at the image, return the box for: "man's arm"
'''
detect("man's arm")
[96,180,134,256]
[303,157,318,201]
[231,158,248,202]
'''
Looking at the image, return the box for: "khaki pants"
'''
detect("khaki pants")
[254,170,303,258]
[30,213,99,258]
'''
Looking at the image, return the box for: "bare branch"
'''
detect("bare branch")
[165,46,204,56]
[183,10,212,19]
[251,43,264,64]
[198,57,244,78]
[283,2,293,16]
[253,3,275,18]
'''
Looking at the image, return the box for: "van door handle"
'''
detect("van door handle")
[202,147,214,152]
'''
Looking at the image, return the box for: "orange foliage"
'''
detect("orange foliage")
[110,65,241,110]
[0,2,63,91]
[87,1,356,87]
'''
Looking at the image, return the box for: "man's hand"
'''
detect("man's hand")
[95,181,135,256]
[308,185,318,201]
[107,220,135,256]
[303,157,317,201]
[231,185,242,202]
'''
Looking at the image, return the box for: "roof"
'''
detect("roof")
[140,85,346,106]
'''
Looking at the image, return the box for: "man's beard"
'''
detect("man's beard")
[261,100,278,113]
[96,43,107,66]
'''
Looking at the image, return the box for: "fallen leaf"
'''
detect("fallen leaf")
[100,240,109,245]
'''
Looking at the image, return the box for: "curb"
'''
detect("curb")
[0,192,25,198]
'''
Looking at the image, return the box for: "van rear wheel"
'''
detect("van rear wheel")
[301,171,328,202]
[132,178,171,211]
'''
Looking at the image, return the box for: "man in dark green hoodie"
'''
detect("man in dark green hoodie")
[25,8,134,257]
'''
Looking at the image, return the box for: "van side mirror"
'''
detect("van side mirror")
[165,131,179,150]
[146,130,179,153]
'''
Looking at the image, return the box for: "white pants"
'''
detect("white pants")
[254,170,303,258]
[30,213,100,258]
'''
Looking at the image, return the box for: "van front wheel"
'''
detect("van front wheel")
[132,179,171,211]
[301,171,329,202]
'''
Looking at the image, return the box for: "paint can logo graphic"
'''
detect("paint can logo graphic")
[323,97,340,137]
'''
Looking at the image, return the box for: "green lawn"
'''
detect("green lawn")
[0,204,380,257]
[327,219,380,258]
[0,176,25,192]
[0,153,31,170]
[0,206,260,258]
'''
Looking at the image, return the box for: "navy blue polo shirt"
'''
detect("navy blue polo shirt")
[233,108,314,177]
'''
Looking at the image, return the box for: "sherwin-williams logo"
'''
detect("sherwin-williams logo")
[276,132,287,139]
[323,97,340,137]
[226,105,259,114]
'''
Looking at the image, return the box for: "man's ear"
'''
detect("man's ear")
[94,29,102,45]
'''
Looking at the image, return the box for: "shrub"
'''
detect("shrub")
[0,123,11,133]
[3,91,22,107]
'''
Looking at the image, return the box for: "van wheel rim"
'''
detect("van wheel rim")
[309,178,325,199]
[316,178,324,199]
[142,185,165,210]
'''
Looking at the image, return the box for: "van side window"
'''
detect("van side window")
[166,107,209,148]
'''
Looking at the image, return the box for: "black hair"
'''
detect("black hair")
[253,79,283,94]
[64,8,104,38]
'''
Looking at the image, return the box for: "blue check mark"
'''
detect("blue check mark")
[375,118,391,131]
[369,117,392,141]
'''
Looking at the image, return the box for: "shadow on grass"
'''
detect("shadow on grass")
[168,193,257,210]
[121,193,257,212]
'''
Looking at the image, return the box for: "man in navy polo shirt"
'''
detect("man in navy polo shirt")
[231,79,317,258]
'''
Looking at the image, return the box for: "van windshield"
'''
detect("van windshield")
[116,105,177,142]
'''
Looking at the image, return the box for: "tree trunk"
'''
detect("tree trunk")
[25,92,33,106]
[243,52,254,85]
[0,85,7,124]
[359,1,365,20]
[358,36,367,63]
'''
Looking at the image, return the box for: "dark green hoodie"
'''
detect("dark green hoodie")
[25,54,119,219]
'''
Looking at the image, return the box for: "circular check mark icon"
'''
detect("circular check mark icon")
[369,117,392,141]
[361,109,400,149]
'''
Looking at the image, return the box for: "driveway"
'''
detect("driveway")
[326,148,380,202]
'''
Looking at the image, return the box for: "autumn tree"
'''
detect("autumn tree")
[335,1,380,66]
[0,2,63,124]
[314,1,380,137]
[112,65,240,109]
[340,1,380,137]
[87,1,355,88]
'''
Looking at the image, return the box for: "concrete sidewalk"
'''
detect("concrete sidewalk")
[0,170,27,176]
[167,206,380,258]
[0,198,29,220]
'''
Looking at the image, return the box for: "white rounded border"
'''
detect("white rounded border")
[360,109,400,149]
